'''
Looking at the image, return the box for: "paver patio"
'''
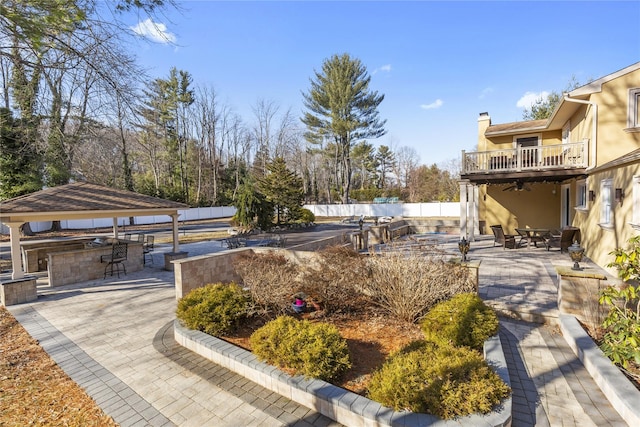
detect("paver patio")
[3,224,631,426]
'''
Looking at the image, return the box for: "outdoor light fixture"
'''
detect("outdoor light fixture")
[458,237,470,262]
[568,241,585,271]
[588,190,596,202]
[615,188,624,204]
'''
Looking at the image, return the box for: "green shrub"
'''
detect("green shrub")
[420,293,498,350]
[600,235,640,368]
[297,208,316,223]
[249,316,351,381]
[176,282,247,335]
[367,340,510,419]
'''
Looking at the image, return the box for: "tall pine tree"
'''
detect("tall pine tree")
[302,53,386,204]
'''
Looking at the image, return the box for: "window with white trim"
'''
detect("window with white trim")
[628,88,640,130]
[633,176,640,227]
[576,180,587,209]
[601,179,613,226]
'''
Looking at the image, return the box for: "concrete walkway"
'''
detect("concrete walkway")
[5,225,631,426]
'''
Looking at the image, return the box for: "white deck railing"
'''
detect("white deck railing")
[462,141,587,175]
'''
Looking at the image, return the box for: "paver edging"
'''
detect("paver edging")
[174,320,512,427]
[559,314,640,426]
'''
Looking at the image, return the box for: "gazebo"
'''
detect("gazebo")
[0,182,189,280]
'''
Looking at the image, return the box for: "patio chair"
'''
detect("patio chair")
[545,227,580,252]
[143,235,154,264]
[490,225,517,249]
[515,228,529,247]
[101,242,128,278]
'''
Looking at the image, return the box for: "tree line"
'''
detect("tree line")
[0,1,460,213]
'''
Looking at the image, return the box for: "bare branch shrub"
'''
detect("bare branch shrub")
[299,246,372,314]
[364,250,476,323]
[232,251,299,316]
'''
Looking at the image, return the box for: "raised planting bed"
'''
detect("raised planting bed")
[174,320,512,427]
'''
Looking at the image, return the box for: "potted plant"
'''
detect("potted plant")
[291,293,307,313]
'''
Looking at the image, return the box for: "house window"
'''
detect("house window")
[600,179,613,227]
[633,176,640,228]
[576,180,587,209]
[628,88,640,130]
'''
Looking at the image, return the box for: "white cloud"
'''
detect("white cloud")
[479,87,493,99]
[373,64,392,75]
[516,91,549,109]
[420,99,443,110]
[131,18,176,44]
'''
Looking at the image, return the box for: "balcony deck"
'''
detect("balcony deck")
[461,141,587,182]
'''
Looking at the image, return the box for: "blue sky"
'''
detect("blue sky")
[125,1,640,166]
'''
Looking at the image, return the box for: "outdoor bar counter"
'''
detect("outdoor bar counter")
[47,238,143,287]
[22,237,95,273]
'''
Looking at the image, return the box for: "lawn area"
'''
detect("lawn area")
[0,307,118,426]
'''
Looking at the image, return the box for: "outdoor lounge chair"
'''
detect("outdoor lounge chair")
[490,225,517,249]
[544,227,580,252]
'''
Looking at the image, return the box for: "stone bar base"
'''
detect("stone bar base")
[1,276,37,306]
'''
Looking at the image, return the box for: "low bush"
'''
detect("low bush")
[176,282,247,335]
[300,246,371,314]
[297,208,316,223]
[367,340,510,419]
[249,316,351,381]
[233,252,299,315]
[420,293,498,351]
[364,251,476,323]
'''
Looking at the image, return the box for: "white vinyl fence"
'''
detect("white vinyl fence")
[1,203,459,234]
[303,202,459,218]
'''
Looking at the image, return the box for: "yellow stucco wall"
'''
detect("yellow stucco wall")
[481,130,564,151]
[566,71,640,167]
[482,183,562,235]
[573,163,640,275]
[594,75,640,165]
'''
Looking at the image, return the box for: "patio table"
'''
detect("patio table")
[516,228,550,248]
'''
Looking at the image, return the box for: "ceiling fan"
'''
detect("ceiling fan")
[503,181,531,192]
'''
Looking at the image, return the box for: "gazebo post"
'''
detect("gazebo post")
[172,214,180,253]
[8,223,24,280]
[112,217,119,239]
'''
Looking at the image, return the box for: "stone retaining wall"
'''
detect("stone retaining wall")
[0,276,37,306]
[555,266,609,327]
[560,314,640,426]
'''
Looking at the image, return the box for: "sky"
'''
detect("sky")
[123,1,640,166]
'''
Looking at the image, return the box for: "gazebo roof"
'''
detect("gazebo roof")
[0,182,189,224]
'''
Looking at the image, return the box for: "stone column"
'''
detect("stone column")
[8,223,23,280]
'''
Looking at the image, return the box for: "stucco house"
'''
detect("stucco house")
[460,62,640,273]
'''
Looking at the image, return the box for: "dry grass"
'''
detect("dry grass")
[153,230,229,244]
[0,307,118,427]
